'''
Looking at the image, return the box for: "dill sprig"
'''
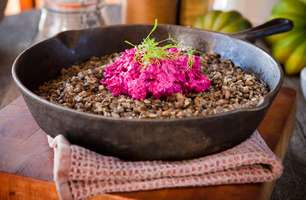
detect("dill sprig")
[125,19,197,68]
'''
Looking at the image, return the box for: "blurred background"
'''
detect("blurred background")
[4,0,119,15]
[4,0,279,24]
[3,0,303,77]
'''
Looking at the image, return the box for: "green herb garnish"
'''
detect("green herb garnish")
[125,19,197,68]
[186,48,195,69]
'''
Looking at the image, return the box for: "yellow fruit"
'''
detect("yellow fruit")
[285,40,306,75]
[212,11,242,31]
[272,0,306,17]
[272,31,305,63]
[268,0,306,75]
[220,18,251,33]
[193,16,205,29]
[203,10,222,30]
[266,32,290,44]
[193,10,252,33]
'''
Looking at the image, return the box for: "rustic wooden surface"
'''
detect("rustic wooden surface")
[0,172,129,200]
[0,87,296,200]
[0,9,305,200]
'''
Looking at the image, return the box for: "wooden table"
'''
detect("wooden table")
[0,9,305,200]
[0,87,296,200]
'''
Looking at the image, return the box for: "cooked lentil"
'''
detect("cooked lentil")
[36,52,269,119]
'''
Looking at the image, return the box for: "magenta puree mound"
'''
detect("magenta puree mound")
[102,48,211,100]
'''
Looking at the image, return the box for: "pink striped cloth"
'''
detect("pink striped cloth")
[48,131,283,200]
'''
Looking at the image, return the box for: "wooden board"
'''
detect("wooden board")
[0,87,296,200]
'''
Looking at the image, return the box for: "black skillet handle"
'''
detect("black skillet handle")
[232,18,293,42]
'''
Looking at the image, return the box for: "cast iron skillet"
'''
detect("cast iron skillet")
[12,19,292,161]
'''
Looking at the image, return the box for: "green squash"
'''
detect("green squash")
[193,10,252,34]
[267,0,306,75]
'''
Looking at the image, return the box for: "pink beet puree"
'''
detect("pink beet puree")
[101,48,211,100]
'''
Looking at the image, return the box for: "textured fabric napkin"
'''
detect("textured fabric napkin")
[48,131,283,200]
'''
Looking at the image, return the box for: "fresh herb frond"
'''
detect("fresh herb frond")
[145,19,158,40]
[124,19,199,69]
[131,19,177,66]
[187,48,195,68]
[125,40,136,47]
[167,34,179,44]
[157,34,178,45]
[161,43,178,50]
[187,48,195,56]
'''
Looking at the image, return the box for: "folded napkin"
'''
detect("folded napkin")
[48,131,283,200]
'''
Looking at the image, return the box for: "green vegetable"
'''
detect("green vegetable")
[193,10,252,33]
[125,19,198,68]
[125,20,175,66]
[212,11,242,31]
[267,0,306,75]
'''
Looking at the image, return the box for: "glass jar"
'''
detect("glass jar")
[36,0,105,42]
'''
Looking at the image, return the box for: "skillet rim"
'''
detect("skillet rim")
[11,24,284,123]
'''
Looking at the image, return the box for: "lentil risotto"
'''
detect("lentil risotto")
[37,52,269,119]
[36,20,269,119]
